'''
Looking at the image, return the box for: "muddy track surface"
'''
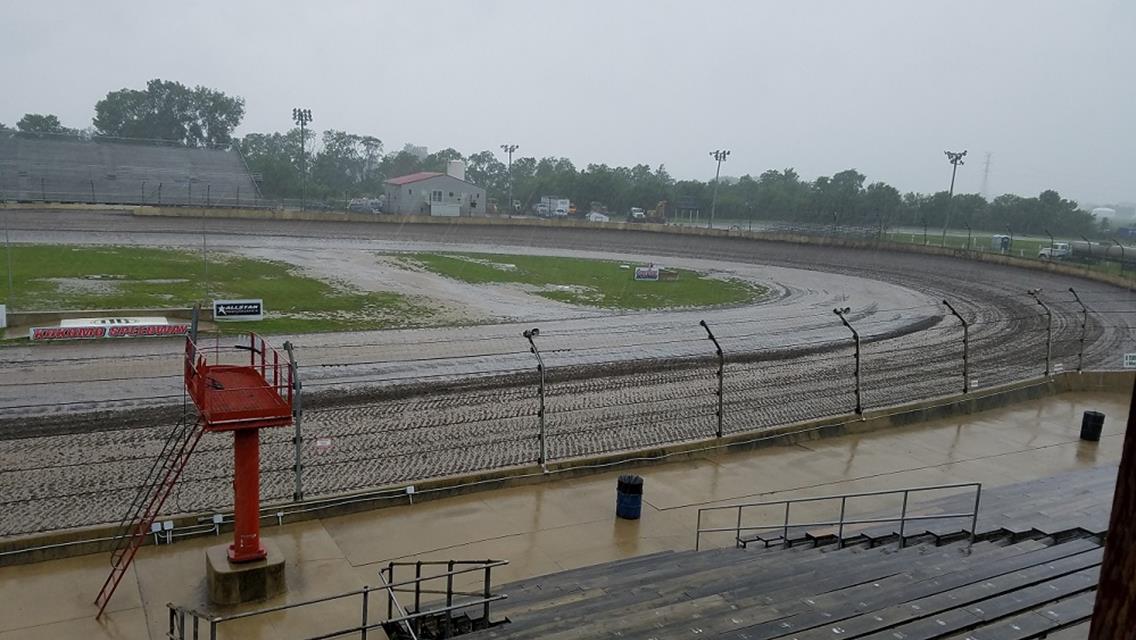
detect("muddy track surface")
[0,210,1133,536]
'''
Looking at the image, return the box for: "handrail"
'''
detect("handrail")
[166,559,508,639]
[183,332,292,423]
[695,482,981,551]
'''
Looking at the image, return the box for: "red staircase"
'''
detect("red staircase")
[94,412,205,617]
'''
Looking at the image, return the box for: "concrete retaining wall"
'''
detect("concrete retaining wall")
[8,307,206,327]
[2,369,1130,566]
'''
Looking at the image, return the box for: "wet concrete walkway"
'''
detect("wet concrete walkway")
[0,390,1129,639]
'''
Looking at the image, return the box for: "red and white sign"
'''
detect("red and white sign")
[314,437,333,453]
[30,324,190,341]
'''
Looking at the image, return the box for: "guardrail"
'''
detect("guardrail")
[166,559,508,640]
[694,482,982,551]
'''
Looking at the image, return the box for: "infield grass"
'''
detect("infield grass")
[0,245,431,334]
[404,252,766,310]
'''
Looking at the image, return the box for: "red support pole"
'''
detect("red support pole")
[229,428,267,563]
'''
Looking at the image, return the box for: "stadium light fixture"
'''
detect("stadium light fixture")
[500,144,519,214]
[708,150,730,229]
[940,150,967,246]
[292,108,313,211]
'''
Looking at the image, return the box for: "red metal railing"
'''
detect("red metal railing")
[184,333,293,429]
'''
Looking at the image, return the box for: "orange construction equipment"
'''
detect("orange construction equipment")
[185,333,294,562]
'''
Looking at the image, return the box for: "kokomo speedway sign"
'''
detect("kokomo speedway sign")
[30,324,190,341]
[213,299,264,321]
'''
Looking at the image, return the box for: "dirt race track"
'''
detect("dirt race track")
[1,209,1134,537]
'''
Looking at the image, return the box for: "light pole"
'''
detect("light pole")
[522,328,546,467]
[1028,289,1052,377]
[942,300,969,393]
[941,150,967,246]
[292,107,313,211]
[708,149,730,229]
[1068,288,1088,373]
[500,144,518,215]
[833,306,862,415]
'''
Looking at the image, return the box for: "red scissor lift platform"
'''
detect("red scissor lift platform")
[95,332,295,617]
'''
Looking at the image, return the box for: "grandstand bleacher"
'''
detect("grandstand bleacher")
[461,467,1116,640]
[0,132,259,206]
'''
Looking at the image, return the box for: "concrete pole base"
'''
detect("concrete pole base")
[206,539,286,605]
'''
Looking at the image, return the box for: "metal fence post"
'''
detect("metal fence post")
[158,182,162,205]
[899,490,910,548]
[1069,287,1088,373]
[40,177,45,202]
[699,320,725,438]
[833,307,862,415]
[942,300,969,393]
[523,328,547,467]
[361,587,369,640]
[1028,289,1052,377]
[206,184,211,207]
[284,341,303,501]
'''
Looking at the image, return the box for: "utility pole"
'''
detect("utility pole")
[500,144,519,215]
[292,108,313,211]
[941,150,967,246]
[708,149,730,229]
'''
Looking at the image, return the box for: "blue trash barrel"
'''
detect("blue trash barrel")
[616,475,644,520]
[1080,411,1105,441]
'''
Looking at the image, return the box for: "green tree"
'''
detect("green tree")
[863,182,902,232]
[93,79,245,146]
[16,113,67,134]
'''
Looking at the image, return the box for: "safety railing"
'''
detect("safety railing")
[183,333,293,425]
[694,482,982,551]
[166,559,508,640]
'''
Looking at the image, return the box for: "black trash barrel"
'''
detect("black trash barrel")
[616,475,644,520]
[1081,411,1105,442]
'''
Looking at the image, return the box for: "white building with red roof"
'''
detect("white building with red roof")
[383,165,486,216]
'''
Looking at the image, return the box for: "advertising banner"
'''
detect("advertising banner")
[30,323,190,341]
[213,299,264,322]
[634,266,660,281]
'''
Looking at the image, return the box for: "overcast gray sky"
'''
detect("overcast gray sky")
[1,1,1132,204]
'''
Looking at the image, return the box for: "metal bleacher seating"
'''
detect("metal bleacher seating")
[0,132,259,207]
[461,468,1116,639]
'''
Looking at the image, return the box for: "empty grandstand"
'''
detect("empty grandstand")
[0,131,260,206]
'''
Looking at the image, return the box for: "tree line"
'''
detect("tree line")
[2,78,1113,237]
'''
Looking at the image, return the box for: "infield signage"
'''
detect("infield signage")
[634,266,660,281]
[30,324,190,341]
[213,299,264,321]
[1125,353,1136,369]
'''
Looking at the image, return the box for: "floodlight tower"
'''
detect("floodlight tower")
[292,108,313,211]
[708,149,730,229]
[500,144,519,214]
[940,150,967,246]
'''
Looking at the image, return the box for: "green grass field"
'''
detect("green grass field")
[404,252,766,310]
[0,245,432,334]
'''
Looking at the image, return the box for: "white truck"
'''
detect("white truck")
[540,196,570,218]
[1038,242,1070,259]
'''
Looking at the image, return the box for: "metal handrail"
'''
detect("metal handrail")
[695,482,982,551]
[183,333,292,421]
[166,559,508,640]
